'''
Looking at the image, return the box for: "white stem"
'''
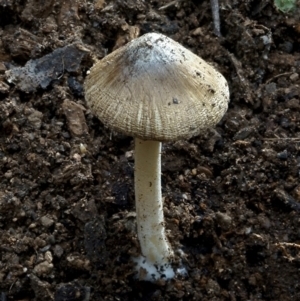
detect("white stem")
[134,138,173,267]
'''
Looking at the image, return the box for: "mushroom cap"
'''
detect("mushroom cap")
[85,33,229,141]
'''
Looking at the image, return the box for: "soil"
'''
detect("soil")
[1,0,300,300]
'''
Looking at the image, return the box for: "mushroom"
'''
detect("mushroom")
[84,33,229,280]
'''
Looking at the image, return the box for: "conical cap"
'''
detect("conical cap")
[85,33,229,141]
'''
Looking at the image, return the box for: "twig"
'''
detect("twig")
[226,50,254,104]
[158,0,183,11]
[210,0,221,37]
[264,72,294,86]
[274,242,300,262]
[275,242,300,249]
[274,188,300,212]
[263,137,300,141]
[258,72,294,95]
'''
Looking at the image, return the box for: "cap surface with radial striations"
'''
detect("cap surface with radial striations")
[84,32,229,141]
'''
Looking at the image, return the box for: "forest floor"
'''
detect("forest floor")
[1,0,300,300]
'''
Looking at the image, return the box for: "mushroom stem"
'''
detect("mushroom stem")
[134,138,173,267]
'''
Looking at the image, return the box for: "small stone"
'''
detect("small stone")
[265,82,277,94]
[260,35,272,45]
[192,27,203,36]
[73,153,81,162]
[29,223,37,229]
[33,261,53,276]
[178,174,184,181]
[125,150,133,158]
[290,73,299,82]
[45,251,53,263]
[245,227,252,235]
[4,170,13,178]
[215,212,232,230]
[53,244,64,258]
[27,110,43,129]
[191,168,197,175]
[79,143,87,154]
[62,99,88,137]
[40,215,54,228]
[277,149,288,160]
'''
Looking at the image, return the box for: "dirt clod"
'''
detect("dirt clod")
[1,0,300,300]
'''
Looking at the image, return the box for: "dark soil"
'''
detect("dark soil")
[1,0,300,300]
